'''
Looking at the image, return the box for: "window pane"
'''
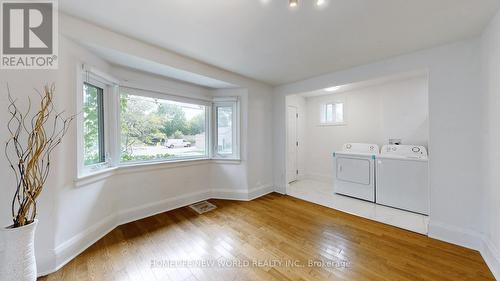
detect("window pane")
[321,102,344,124]
[335,103,344,122]
[83,83,105,166]
[120,93,207,162]
[217,106,233,154]
[326,104,333,122]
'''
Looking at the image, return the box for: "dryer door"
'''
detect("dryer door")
[336,157,371,185]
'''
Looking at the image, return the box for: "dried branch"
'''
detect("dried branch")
[5,84,74,227]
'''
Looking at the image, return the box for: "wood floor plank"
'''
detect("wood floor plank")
[39,193,495,281]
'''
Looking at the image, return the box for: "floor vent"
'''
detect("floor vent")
[189,201,217,214]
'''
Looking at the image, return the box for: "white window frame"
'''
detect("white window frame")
[213,97,240,159]
[76,65,119,177]
[76,65,241,179]
[320,101,346,126]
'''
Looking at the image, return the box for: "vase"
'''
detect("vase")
[0,219,38,281]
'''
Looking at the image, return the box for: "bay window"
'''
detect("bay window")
[77,67,241,178]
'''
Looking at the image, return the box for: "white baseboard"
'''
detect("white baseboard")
[211,184,274,201]
[428,220,484,250]
[481,236,500,280]
[47,214,117,276]
[39,192,499,279]
[37,186,274,277]
[211,188,251,201]
[248,185,275,200]
[115,190,211,225]
[40,190,210,276]
[274,184,286,194]
[428,220,500,280]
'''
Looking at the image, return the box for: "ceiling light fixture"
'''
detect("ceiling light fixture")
[288,0,326,9]
[325,86,341,92]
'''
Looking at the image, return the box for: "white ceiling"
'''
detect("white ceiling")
[298,69,428,98]
[82,44,237,89]
[60,0,500,86]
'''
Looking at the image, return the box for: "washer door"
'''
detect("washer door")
[336,157,371,185]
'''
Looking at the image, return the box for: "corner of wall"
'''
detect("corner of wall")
[481,237,500,280]
[428,220,484,250]
[479,7,500,280]
[428,220,500,280]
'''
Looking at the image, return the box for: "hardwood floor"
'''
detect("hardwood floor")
[39,193,495,281]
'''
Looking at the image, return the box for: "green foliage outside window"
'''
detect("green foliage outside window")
[83,83,104,166]
[120,93,206,162]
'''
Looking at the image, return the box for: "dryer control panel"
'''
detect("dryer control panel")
[343,143,379,154]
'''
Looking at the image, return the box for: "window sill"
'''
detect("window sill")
[75,167,118,187]
[74,158,242,187]
[117,157,211,174]
[212,158,241,165]
[319,122,347,127]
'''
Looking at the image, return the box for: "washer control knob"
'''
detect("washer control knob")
[412,147,421,153]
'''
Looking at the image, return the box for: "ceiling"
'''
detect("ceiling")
[298,69,428,98]
[83,44,237,89]
[60,0,500,86]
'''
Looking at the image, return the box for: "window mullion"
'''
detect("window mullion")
[108,85,120,168]
[97,87,105,163]
[207,105,213,159]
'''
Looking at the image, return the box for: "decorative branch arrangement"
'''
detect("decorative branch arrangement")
[5,84,74,227]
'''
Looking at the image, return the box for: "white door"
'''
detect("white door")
[287,106,298,183]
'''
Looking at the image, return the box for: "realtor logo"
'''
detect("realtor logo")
[1,0,58,69]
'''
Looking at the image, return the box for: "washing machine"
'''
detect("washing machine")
[376,145,429,215]
[333,143,379,202]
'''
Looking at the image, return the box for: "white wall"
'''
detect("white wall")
[0,70,60,272]
[273,38,485,252]
[301,76,428,182]
[481,9,500,278]
[59,12,274,198]
[209,87,249,195]
[53,54,220,253]
[0,14,274,276]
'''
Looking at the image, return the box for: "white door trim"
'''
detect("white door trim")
[286,106,298,186]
